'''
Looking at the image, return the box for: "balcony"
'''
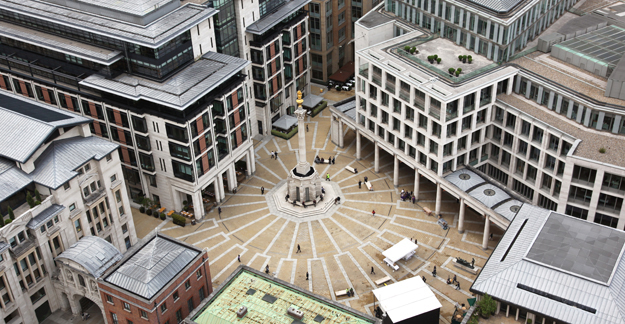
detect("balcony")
[9,237,36,259]
[84,187,106,207]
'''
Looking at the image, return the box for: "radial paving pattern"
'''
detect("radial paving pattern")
[132,109,503,324]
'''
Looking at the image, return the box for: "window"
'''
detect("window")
[106,295,114,304]
[566,205,588,220]
[185,280,191,290]
[571,165,596,185]
[161,302,167,314]
[111,313,119,324]
[594,213,619,228]
[173,291,179,301]
[196,269,202,279]
[30,287,46,304]
[188,298,194,313]
[568,186,592,205]
[141,310,148,319]
[123,302,131,312]
[128,320,134,324]
[176,309,183,323]
[69,203,76,212]
[199,286,206,300]
[110,174,117,183]
[63,183,70,190]
[520,120,531,136]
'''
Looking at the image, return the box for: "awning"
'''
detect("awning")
[373,276,442,322]
[382,238,418,263]
[329,61,355,83]
[272,114,298,131]
[302,94,324,108]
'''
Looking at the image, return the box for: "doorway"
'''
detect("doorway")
[258,120,263,135]
[35,301,52,323]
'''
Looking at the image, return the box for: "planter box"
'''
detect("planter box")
[453,258,478,274]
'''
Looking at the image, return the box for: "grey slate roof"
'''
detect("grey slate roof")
[81,52,249,110]
[334,98,357,121]
[464,0,524,13]
[30,136,118,190]
[272,114,298,131]
[468,183,510,208]
[26,204,65,229]
[56,236,123,278]
[0,21,123,65]
[104,235,201,300]
[0,0,217,48]
[302,94,324,108]
[471,205,625,324]
[246,0,310,35]
[44,0,175,18]
[0,158,34,203]
[0,91,90,163]
[357,11,393,29]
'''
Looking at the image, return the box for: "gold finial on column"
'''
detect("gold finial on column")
[296,90,303,108]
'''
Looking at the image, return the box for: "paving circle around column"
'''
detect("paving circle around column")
[265,180,344,222]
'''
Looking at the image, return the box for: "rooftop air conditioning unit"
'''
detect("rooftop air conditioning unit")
[237,306,247,318]
[287,306,304,320]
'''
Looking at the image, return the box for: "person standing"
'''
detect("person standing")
[456,282,461,290]
[306,124,309,132]
[471,258,475,267]
[296,244,301,253]
[371,266,375,275]
[332,157,336,164]
[326,173,330,181]
[422,276,426,283]
[237,255,241,262]
[453,274,457,284]
[265,264,270,274]
[358,180,362,189]
[372,210,376,217]
[218,207,222,216]
[306,272,309,280]
[275,151,278,159]
[270,151,275,159]
[261,186,265,195]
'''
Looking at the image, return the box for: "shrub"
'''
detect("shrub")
[404,45,410,51]
[457,68,462,73]
[468,57,473,63]
[411,46,417,54]
[456,71,461,77]
[468,55,472,59]
[160,213,166,220]
[271,126,298,140]
[449,68,455,74]
[478,294,497,318]
[7,206,14,220]
[0,218,4,228]
[26,192,35,208]
[462,55,467,60]
[311,101,328,117]
[139,206,145,213]
[4,219,11,225]
[182,200,188,206]
[172,213,186,227]
[467,315,479,324]
[153,211,159,218]
[599,147,606,153]
[35,189,41,203]
[433,54,438,60]
[146,209,153,216]
[527,320,533,324]
[458,55,463,61]
[436,58,441,64]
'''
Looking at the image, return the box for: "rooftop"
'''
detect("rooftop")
[0,0,217,47]
[471,205,625,324]
[56,236,123,278]
[0,158,34,203]
[333,97,357,121]
[245,0,310,35]
[104,234,201,300]
[26,204,65,229]
[497,93,625,167]
[40,0,177,20]
[81,52,249,110]
[372,276,441,322]
[357,10,393,29]
[190,266,378,324]
[0,91,90,163]
[552,25,625,69]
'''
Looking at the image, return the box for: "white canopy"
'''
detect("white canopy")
[382,238,418,263]
[373,276,442,322]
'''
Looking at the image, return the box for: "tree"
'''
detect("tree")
[7,206,14,220]
[35,189,42,203]
[0,217,4,228]
[478,294,497,318]
[26,192,35,208]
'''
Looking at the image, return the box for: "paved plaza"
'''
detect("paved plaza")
[132,109,504,324]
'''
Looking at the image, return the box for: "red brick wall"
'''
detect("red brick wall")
[99,252,212,324]
[0,76,6,91]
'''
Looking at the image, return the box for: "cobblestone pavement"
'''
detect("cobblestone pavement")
[132,109,504,324]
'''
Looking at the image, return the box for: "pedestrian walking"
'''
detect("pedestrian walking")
[261,186,265,195]
[296,244,301,253]
[332,157,335,164]
[489,233,493,241]
[271,151,275,159]
[285,194,290,202]
[456,282,461,290]
[371,266,375,275]
[275,151,278,159]
[372,210,376,217]
[326,173,330,181]
[237,255,241,262]
[306,272,309,280]
[412,195,415,204]
[415,238,417,244]
[265,264,270,274]
[453,274,457,283]
[422,276,426,283]
[306,124,309,132]
[358,180,362,189]
[471,258,475,267]
[218,207,222,216]
[364,176,368,182]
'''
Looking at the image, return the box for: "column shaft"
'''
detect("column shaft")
[356,129,361,159]
[339,120,345,148]
[458,198,465,233]
[482,215,490,250]
[393,155,399,187]
[374,142,379,173]
[413,169,420,200]
[435,183,442,215]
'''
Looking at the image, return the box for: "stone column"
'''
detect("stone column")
[393,155,399,187]
[193,191,203,220]
[245,150,253,176]
[249,146,256,174]
[295,91,308,174]
[356,129,361,160]
[435,183,442,215]
[483,215,490,250]
[229,166,238,191]
[413,169,420,200]
[217,173,225,203]
[339,120,344,148]
[458,198,465,233]
[374,142,380,173]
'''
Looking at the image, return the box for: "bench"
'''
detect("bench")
[335,290,349,297]
[158,207,166,213]
[375,276,392,286]
[345,166,358,174]
[167,210,175,216]
[365,181,372,191]
[423,206,433,216]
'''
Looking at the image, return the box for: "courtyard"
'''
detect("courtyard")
[132,108,504,324]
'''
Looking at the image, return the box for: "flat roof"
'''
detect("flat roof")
[245,0,309,35]
[191,266,377,324]
[382,238,418,263]
[41,0,176,19]
[0,0,217,48]
[0,21,123,65]
[553,26,625,68]
[357,10,393,29]
[373,276,441,322]
[333,97,357,121]
[471,205,625,324]
[81,52,249,110]
[104,234,201,300]
[0,91,91,163]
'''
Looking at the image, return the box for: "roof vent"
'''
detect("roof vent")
[237,306,248,318]
[287,306,304,320]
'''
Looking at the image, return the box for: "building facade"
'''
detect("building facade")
[331,7,625,246]
[98,234,210,324]
[308,0,380,83]
[0,0,262,219]
[0,91,137,324]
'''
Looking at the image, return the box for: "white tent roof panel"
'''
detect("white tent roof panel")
[382,238,418,263]
[373,276,442,322]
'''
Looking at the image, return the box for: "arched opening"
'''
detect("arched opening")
[74,295,104,323]
[78,274,86,287]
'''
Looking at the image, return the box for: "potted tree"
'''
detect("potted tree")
[142,197,153,215]
[462,55,467,63]
[437,57,442,64]
[404,45,411,52]
[427,55,434,63]
[468,55,473,64]
[448,68,455,76]
[458,55,463,61]
[478,294,497,319]
[412,47,418,54]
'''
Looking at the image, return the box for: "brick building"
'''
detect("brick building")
[98,234,210,324]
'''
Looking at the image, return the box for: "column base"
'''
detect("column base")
[482,246,489,251]
[458,230,465,234]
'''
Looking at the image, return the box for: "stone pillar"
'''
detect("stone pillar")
[193,191,203,220]
[339,120,344,148]
[356,129,361,159]
[229,166,238,191]
[374,142,379,173]
[413,169,420,200]
[295,91,308,174]
[69,295,81,315]
[435,183,442,215]
[393,155,399,187]
[483,215,490,250]
[217,173,225,203]
[458,198,465,233]
[245,150,253,176]
[249,146,256,174]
